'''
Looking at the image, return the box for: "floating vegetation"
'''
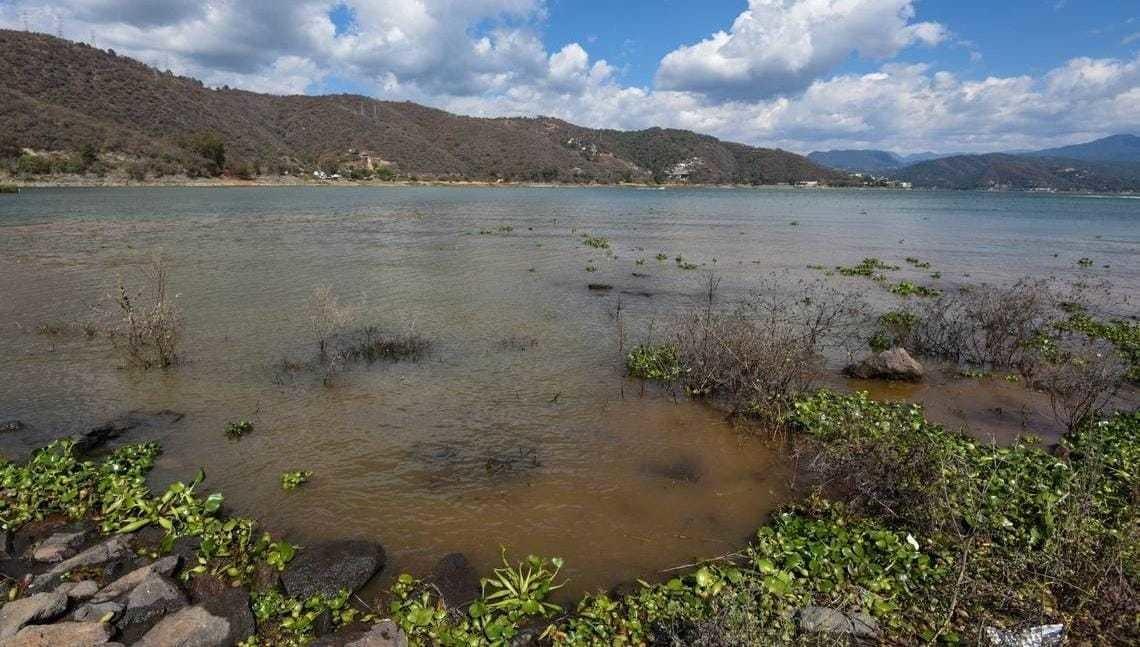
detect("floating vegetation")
[635,258,646,265]
[1077,257,1093,267]
[225,420,254,439]
[674,256,699,270]
[1055,304,1140,382]
[655,253,668,261]
[280,470,312,491]
[836,257,899,277]
[904,257,932,269]
[496,334,538,351]
[625,344,684,382]
[789,220,799,226]
[585,264,597,272]
[929,271,942,279]
[888,281,941,298]
[478,225,515,235]
[581,234,610,249]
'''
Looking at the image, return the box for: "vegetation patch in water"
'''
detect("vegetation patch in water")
[581,234,610,249]
[625,344,684,382]
[340,326,432,364]
[225,420,255,439]
[280,470,312,491]
[1055,304,1140,382]
[836,257,898,277]
[888,281,941,298]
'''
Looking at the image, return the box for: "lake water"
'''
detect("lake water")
[1,186,1137,595]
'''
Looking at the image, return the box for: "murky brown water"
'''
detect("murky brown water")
[1,186,1136,594]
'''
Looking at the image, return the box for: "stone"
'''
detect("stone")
[849,612,880,638]
[73,410,184,454]
[90,556,180,603]
[197,585,255,644]
[281,540,385,599]
[134,606,231,647]
[798,606,854,634]
[71,601,123,623]
[32,530,89,563]
[117,571,188,630]
[29,536,131,592]
[0,592,68,638]
[0,422,40,464]
[66,580,100,601]
[428,553,480,609]
[843,347,925,381]
[344,620,410,647]
[1,621,113,646]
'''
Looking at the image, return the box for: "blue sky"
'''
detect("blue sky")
[3,1,1138,153]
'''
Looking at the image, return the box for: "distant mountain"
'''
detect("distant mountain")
[807,149,902,173]
[0,30,842,185]
[889,153,1140,191]
[1027,134,1140,163]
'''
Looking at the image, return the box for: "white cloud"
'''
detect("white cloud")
[654,0,947,100]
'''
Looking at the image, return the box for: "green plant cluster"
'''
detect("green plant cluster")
[625,344,684,383]
[226,420,254,439]
[836,257,898,277]
[0,440,297,588]
[241,588,370,646]
[581,234,610,249]
[1055,306,1140,382]
[904,257,932,269]
[888,281,941,298]
[281,470,313,491]
[869,310,918,351]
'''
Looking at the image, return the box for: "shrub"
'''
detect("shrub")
[110,257,182,368]
[338,326,431,363]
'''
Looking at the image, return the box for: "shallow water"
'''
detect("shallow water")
[0,186,1137,594]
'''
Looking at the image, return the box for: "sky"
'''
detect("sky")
[1,0,1138,154]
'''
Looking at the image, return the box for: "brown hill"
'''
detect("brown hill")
[0,30,843,184]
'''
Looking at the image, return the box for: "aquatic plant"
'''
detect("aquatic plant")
[245,588,368,646]
[1054,305,1140,382]
[635,258,646,265]
[655,253,668,261]
[904,256,932,269]
[1077,257,1093,267]
[339,326,431,364]
[585,264,596,272]
[836,257,899,277]
[581,234,610,249]
[888,281,941,298]
[280,470,312,491]
[625,344,684,382]
[225,420,254,439]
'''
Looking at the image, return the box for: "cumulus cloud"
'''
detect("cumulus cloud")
[654,0,947,100]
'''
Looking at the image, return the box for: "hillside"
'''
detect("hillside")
[1028,134,1140,163]
[807,149,904,173]
[889,153,1140,191]
[0,30,843,185]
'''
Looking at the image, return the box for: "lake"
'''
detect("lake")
[1,186,1137,595]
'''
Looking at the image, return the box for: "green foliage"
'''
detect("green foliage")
[1077,257,1093,267]
[872,309,919,350]
[836,257,898,277]
[183,131,226,175]
[581,234,610,250]
[244,588,369,646]
[1055,307,1140,382]
[654,253,668,261]
[905,257,932,269]
[225,420,254,439]
[889,281,941,298]
[280,470,312,491]
[625,344,684,382]
[0,440,297,589]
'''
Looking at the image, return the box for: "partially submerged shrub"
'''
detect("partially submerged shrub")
[1023,336,1126,431]
[339,326,431,364]
[110,257,182,368]
[625,343,683,382]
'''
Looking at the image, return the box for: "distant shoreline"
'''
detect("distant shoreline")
[2,175,1136,195]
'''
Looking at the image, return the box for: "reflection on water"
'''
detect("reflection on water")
[0,186,1137,594]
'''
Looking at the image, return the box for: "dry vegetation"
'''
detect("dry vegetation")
[109,256,182,368]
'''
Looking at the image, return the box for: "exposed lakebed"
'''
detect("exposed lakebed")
[1,186,1137,596]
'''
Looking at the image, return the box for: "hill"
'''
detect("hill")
[806,149,903,173]
[889,153,1140,191]
[1028,134,1140,163]
[0,30,843,185]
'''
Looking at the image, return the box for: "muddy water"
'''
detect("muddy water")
[0,186,1137,595]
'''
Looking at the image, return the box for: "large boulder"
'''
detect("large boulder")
[1,621,113,646]
[428,553,480,609]
[282,540,385,599]
[29,536,131,592]
[844,347,925,381]
[190,578,255,644]
[0,592,68,638]
[32,529,90,563]
[134,605,231,647]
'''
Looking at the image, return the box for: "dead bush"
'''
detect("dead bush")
[1023,336,1126,432]
[110,257,182,368]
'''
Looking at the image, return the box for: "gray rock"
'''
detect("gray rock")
[428,553,480,609]
[197,587,255,643]
[282,540,385,599]
[32,530,89,563]
[0,422,40,464]
[90,556,180,603]
[0,592,68,638]
[134,606,231,647]
[798,606,854,634]
[66,580,100,601]
[1,621,113,646]
[29,536,131,592]
[345,620,409,647]
[849,612,879,638]
[71,601,123,623]
[844,347,925,381]
[117,571,187,629]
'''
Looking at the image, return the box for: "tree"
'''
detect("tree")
[183,132,226,176]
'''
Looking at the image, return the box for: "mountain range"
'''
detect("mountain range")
[0,30,842,185]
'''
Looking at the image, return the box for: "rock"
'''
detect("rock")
[0,422,40,464]
[843,347,925,381]
[1,621,113,646]
[73,410,184,454]
[32,530,89,563]
[0,592,68,638]
[428,553,480,609]
[282,540,385,599]
[116,572,188,633]
[134,606,231,647]
[344,620,409,647]
[586,283,613,291]
[67,580,101,602]
[188,573,262,642]
[71,601,123,623]
[0,421,30,434]
[90,556,180,603]
[797,606,879,637]
[0,531,11,560]
[29,536,131,592]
